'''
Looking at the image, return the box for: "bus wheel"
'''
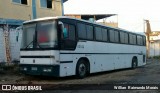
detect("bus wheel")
[132,58,137,69]
[76,60,87,79]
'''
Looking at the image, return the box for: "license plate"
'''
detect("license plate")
[31,67,37,71]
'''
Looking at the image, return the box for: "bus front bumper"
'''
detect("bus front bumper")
[19,64,60,77]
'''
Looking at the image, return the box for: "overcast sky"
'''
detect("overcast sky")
[64,0,160,32]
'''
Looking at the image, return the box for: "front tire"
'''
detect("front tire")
[76,60,87,79]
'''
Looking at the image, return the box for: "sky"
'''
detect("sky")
[64,0,160,32]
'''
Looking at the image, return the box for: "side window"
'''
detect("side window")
[129,34,133,44]
[86,25,93,40]
[143,36,146,46]
[114,30,119,43]
[124,33,129,44]
[129,34,136,45]
[109,29,115,42]
[63,23,69,38]
[133,34,137,44]
[109,29,119,43]
[120,32,125,43]
[95,27,102,41]
[102,28,108,41]
[77,23,86,39]
[69,25,76,40]
[63,23,75,40]
[137,35,143,45]
[120,32,128,44]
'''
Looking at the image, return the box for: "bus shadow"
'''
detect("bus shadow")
[88,68,133,77]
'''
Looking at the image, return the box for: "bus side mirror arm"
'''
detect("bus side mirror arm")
[16,26,22,42]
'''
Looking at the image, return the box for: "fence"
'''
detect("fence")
[0,24,22,63]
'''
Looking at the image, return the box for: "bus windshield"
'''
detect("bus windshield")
[21,20,58,49]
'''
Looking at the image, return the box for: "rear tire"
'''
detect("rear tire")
[132,58,138,69]
[76,60,87,79]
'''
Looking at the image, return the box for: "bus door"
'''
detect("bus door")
[60,22,77,50]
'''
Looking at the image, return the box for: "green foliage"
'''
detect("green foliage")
[153,56,160,59]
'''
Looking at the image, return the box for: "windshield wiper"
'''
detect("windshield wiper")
[25,41,43,49]
[37,42,43,49]
[25,41,33,49]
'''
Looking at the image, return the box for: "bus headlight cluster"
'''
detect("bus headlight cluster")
[43,68,52,72]
[24,67,27,71]
[20,67,27,71]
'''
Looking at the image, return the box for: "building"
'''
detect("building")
[65,14,118,28]
[145,20,160,57]
[0,0,66,63]
[98,22,118,28]
[149,31,160,57]
[0,0,63,21]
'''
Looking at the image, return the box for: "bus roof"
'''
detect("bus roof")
[24,16,145,36]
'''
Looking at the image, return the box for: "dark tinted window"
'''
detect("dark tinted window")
[102,28,108,41]
[63,23,75,40]
[124,33,128,44]
[63,23,69,38]
[78,23,86,39]
[69,25,76,40]
[86,25,93,40]
[120,32,125,43]
[114,30,119,43]
[109,29,119,43]
[120,32,128,44]
[137,35,143,45]
[129,34,136,44]
[109,30,115,42]
[143,36,146,46]
[95,27,102,41]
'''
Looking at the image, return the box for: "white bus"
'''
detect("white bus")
[19,17,146,78]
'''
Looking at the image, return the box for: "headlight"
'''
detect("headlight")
[24,67,27,71]
[43,68,52,72]
[31,67,37,71]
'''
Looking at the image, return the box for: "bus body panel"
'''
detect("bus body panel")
[20,50,61,77]
[57,41,146,77]
[19,17,146,77]
[20,50,60,65]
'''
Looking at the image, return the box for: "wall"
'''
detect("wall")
[0,0,32,20]
[0,25,23,63]
[9,27,22,62]
[149,41,160,57]
[36,0,62,18]
[0,0,62,20]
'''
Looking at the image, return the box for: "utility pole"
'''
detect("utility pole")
[144,20,152,58]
